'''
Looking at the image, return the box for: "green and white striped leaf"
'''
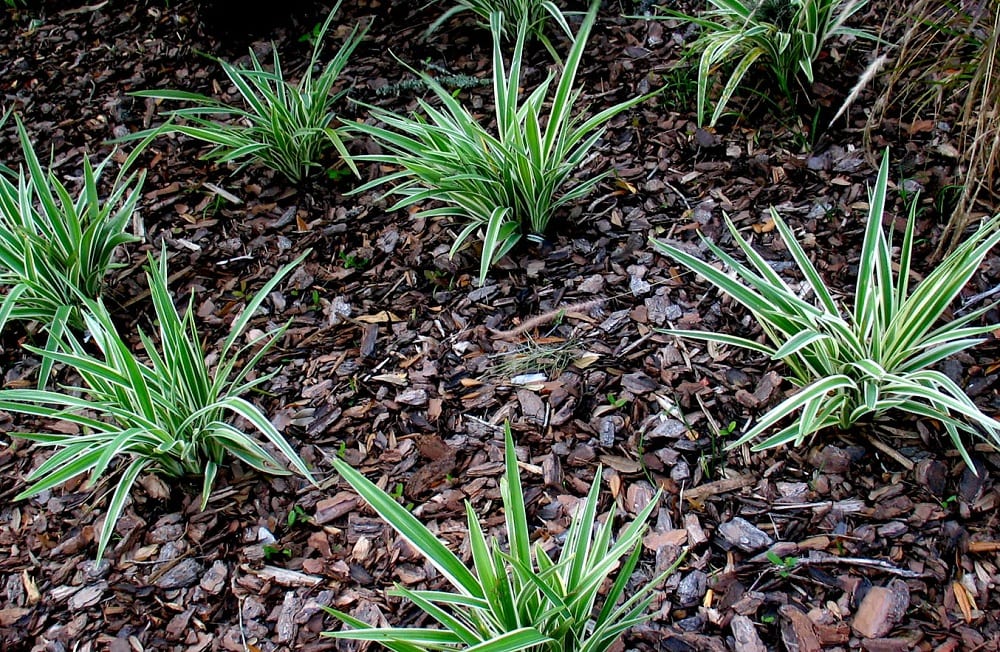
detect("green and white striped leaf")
[654,151,1000,463]
[347,0,650,284]
[325,422,680,650]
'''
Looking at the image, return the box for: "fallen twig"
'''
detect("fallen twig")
[791,550,928,578]
[489,299,605,340]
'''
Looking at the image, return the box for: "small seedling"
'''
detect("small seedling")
[338,252,370,270]
[607,392,629,409]
[939,494,959,509]
[387,483,416,511]
[766,550,798,578]
[299,21,324,45]
[700,420,733,480]
[659,65,698,108]
[263,543,293,561]
[197,193,226,219]
[326,167,354,182]
[287,504,310,528]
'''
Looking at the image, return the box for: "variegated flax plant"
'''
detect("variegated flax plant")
[426,0,573,60]
[349,0,652,283]
[324,423,685,651]
[118,0,367,183]
[640,0,875,126]
[0,114,155,387]
[653,151,1000,468]
[2,250,315,559]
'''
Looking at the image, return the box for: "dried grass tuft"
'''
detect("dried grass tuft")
[857,0,999,255]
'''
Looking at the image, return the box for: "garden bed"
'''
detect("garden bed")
[0,1,998,650]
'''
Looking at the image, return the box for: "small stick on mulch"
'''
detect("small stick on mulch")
[489,298,605,340]
[865,433,916,471]
[772,551,928,579]
[680,474,757,503]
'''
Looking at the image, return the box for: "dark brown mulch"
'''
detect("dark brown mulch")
[1,1,999,651]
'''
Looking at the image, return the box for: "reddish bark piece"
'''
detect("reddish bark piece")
[779,605,823,652]
[275,591,301,643]
[809,444,854,474]
[0,608,31,627]
[684,513,709,546]
[853,580,911,638]
[683,475,757,503]
[165,607,194,640]
[752,370,783,404]
[108,639,132,652]
[862,638,911,652]
[516,388,546,424]
[301,558,325,575]
[394,563,427,585]
[154,559,202,590]
[313,492,360,525]
[813,621,851,645]
[968,540,1000,553]
[913,458,948,497]
[542,453,562,487]
[307,531,333,558]
[932,639,961,652]
[621,372,658,394]
[407,453,459,496]
[730,614,766,652]
[200,560,228,594]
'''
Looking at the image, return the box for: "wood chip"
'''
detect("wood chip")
[241,564,323,588]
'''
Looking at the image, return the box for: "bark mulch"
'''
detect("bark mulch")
[0,1,998,651]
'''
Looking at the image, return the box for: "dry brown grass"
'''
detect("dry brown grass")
[942,5,1000,254]
[853,0,999,255]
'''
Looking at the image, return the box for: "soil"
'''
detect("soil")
[1,1,999,651]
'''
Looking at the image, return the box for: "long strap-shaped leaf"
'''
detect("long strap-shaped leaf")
[96,458,150,560]
[330,454,485,599]
[543,0,600,154]
[727,375,856,449]
[501,423,531,564]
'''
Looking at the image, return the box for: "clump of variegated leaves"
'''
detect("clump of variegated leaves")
[349,0,652,284]
[426,0,572,60]
[638,0,876,126]
[0,249,315,560]
[0,114,315,560]
[117,0,366,183]
[324,424,685,652]
[0,113,155,387]
[653,152,1000,468]
[117,0,650,285]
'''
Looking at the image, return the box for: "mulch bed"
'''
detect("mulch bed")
[1,1,998,650]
